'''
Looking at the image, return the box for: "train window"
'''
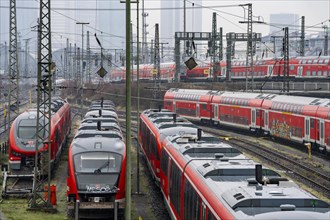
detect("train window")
[18,119,39,139]
[324,71,328,76]
[308,60,312,64]
[312,71,316,76]
[318,60,324,64]
[290,65,294,70]
[302,60,307,64]
[74,152,122,174]
[313,59,318,64]
[306,71,310,76]
[160,149,168,175]
[310,119,315,129]
[184,179,200,220]
[170,162,181,216]
[324,59,329,64]
[318,71,322,76]
[202,104,207,110]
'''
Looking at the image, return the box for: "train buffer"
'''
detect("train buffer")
[1,164,34,199]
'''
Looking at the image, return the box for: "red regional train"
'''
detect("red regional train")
[139,109,201,182]
[140,109,330,219]
[8,97,71,170]
[109,56,330,82]
[164,88,330,154]
[67,100,126,219]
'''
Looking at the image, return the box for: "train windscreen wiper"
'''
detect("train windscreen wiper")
[94,159,110,173]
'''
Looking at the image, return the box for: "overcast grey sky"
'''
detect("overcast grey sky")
[134,0,329,36]
[0,0,329,50]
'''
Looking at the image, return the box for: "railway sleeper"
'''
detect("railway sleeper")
[1,166,34,199]
[67,201,125,220]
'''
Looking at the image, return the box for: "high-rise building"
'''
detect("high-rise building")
[160,1,203,48]
[160,1,181,47]
[96,1,125,50]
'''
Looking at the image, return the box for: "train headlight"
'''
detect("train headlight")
[94,197,100,203]
[11,150,23,157]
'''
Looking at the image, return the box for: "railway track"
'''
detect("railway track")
[199,125,330,200]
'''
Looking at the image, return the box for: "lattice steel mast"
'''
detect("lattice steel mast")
[8,0,20,128]
[283,27,289,93]
[29,0,54,210]
[153,23,161,108]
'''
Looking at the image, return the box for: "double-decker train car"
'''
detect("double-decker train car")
[140,109,329,219]
[221,56,330,80]
[66,99,125,219]
[164,88,330,153]
[109,56,330,82]
[8,97,71,170]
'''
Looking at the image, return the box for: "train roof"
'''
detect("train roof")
[71,136,125,156]
[74,129,123,140]
[188,157,329,219]
[81,118,118,124]
[78,122,121,133]
[168,135,243,158]
[84,110,118,119]
[269,95,330,107]
[88,106,117,111]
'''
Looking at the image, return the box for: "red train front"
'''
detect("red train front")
[66,100,126,219]
[8,98,71,170]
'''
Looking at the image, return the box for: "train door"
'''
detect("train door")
[173,102,176,113]
[297,66,303,77]
[196,104,200,118]
[221,67,226,77]
[320,120,325,146]
[305,117,310,142]
[264,110,269,131]
[267,65,273,76]
[251,108,256,128]
[213,104,218,121]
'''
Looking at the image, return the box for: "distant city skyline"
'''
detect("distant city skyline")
[0,0,329,53]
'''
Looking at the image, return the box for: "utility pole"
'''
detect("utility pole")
[219,27,223,61]
[246,3,253,91]
[283,27,289,93]
[300,16,305,57]
[125,0,132,218]
[64,38,68,80]
[150,39,154,64]
[87,31,91,83]
[239,3,262,91]
[69,43,72,81]
[323,25,329,56]
[8,0,20,129]
[30,0,54,210]
[153,23,160,108]
[211,12,219,81]
[23,38,31,78]
[136,0,141,194]
[76,22,89,85]
[142,0,148,64]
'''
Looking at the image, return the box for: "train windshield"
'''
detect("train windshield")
[74,152,122,173]
[18,119,39,139]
